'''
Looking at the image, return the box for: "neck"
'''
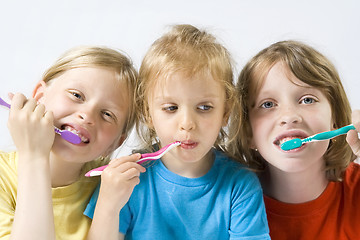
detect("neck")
[49,152,85,188]
[261,160,329,204]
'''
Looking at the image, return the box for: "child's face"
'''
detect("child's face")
[34,67,129,163]
[148,71,227,172]
[249,62,333,173]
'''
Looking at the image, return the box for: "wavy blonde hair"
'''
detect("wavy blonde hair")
[228,40,356,181]
[136,24,237,152]
[40,46,138,137]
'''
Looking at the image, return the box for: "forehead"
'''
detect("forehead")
[155,70,220,90]
[252,62,331,104]
[160,69,220,85]
[251,62,305,97]
[148,70,225,104]
[50,67,121,84]
[50,67,129,104]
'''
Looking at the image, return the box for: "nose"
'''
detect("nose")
[279,105,302,126]
[179,108,195,131]
[77,106,96,125]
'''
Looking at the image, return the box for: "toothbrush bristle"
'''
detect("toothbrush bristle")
[280,138,302,151]
[62,131,82,144]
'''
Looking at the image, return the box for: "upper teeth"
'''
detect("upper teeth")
[64,126,89,143]
[278,137,299,146]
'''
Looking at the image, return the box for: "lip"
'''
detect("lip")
[60,123,91,144]
[180,140,198,149]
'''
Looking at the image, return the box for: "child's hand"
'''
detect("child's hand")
[7,93,55,157]
[97,153,146,213]
[346,110,360,157]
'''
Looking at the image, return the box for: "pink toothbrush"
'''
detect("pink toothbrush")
[85,141,181,177]
[0,97,82,144]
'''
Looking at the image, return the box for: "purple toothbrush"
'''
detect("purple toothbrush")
[85,141,181,177]
[0,97,81,144]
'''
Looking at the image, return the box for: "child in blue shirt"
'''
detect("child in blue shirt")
[85,24,270,240]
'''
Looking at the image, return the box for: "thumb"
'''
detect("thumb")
[7,92,14,100]
[346,130,360,157]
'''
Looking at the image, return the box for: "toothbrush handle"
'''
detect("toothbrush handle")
[87,146,172,175]
[312,124,356,141]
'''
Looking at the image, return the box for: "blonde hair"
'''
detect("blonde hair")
[136,24,237,151]
[40,46,138,137]
[228,40,356,181]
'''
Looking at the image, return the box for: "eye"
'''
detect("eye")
[69,90,84,100]
[300,97,317,105]
[162,105,178,112]
[198,105,213,111]
[260,101,275,109]
[101,110,116,122]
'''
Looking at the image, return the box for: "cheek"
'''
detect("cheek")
[42,94,68,112]
[99,128,123,148]
[150,112,163,129]
[249,116,266,145]
[309,107,333,131]
[203,117,222,130]
[249,113,260,134]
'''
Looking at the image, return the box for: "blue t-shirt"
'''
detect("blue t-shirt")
[85,149,270,239]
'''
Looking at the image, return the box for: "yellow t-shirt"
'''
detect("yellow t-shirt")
[0,151,103,240]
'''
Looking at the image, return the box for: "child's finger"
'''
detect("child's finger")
[347,130,360,157]
[7,92,14,100]
[100,163,144,191]
[346,110,360,157]
[106,161,146,175]
[33,104,46,117]
[128,176,141,186]
[10,93,27,110]
[43,110,53,120]
[22,98,38,112]
[122,167,142,180]
[352,110,360,131]
[108,153,142,166]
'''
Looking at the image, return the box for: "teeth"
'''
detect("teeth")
[278,137,299,146]
[64,126,77,133]
[81,136,89,143]
[64,126,89,143]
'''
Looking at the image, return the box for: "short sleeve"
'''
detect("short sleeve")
[0,185,13,239]
[119,203,131,234]
[83,183,100,219]
[229,172,270,240]
[84,183,132,235]
[0,152,17,239]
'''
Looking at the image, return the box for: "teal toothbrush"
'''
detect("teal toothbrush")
[281,124,356,151]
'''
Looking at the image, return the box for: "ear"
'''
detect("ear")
[32,81,47,102]
[332,120,337,130]
[222,112,230,127]
[222,102,233,127]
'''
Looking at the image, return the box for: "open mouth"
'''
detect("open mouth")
[274,136,303,146]
[62,125,90,143]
